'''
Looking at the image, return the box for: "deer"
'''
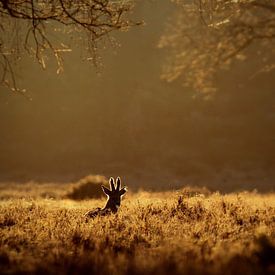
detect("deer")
[84,177,127,219]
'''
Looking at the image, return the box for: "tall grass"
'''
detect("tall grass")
[0,183,274,274]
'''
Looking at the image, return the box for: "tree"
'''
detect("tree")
[158,0,275,95]
[0,0,140,96]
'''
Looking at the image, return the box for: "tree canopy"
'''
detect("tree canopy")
[0,0,139,95]
[159,0,275,95]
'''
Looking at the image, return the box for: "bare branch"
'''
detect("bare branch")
[0,0,139,95]
[159,0,275,95]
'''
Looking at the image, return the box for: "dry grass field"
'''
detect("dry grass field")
[0,179,274,275]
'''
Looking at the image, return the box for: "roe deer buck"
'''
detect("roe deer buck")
[84,177,127,219]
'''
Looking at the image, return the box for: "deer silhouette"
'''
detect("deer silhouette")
[84,177,127,219]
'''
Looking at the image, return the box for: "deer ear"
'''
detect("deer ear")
[119,187,127,196]
[102,185,111,196]
[116,177,121,190]
[109,177,115,191]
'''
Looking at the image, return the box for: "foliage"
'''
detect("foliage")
[0,0,139,95]
[0,183,275,274]
[159,0,275,95]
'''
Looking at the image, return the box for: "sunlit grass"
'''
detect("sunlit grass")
[0,182,274,274]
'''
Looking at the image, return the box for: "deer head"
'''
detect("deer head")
[102,177,127,213]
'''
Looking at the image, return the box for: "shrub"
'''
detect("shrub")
[66,175,107,200]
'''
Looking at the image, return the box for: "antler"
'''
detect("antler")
[102,176,127,197]
[116,177,121,191]
[109,177,115,191]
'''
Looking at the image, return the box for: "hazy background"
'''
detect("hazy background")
[0,1,274,192]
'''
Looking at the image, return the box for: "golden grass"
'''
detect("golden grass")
[0,182,274,275]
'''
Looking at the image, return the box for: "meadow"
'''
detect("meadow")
[0,177,274,275]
